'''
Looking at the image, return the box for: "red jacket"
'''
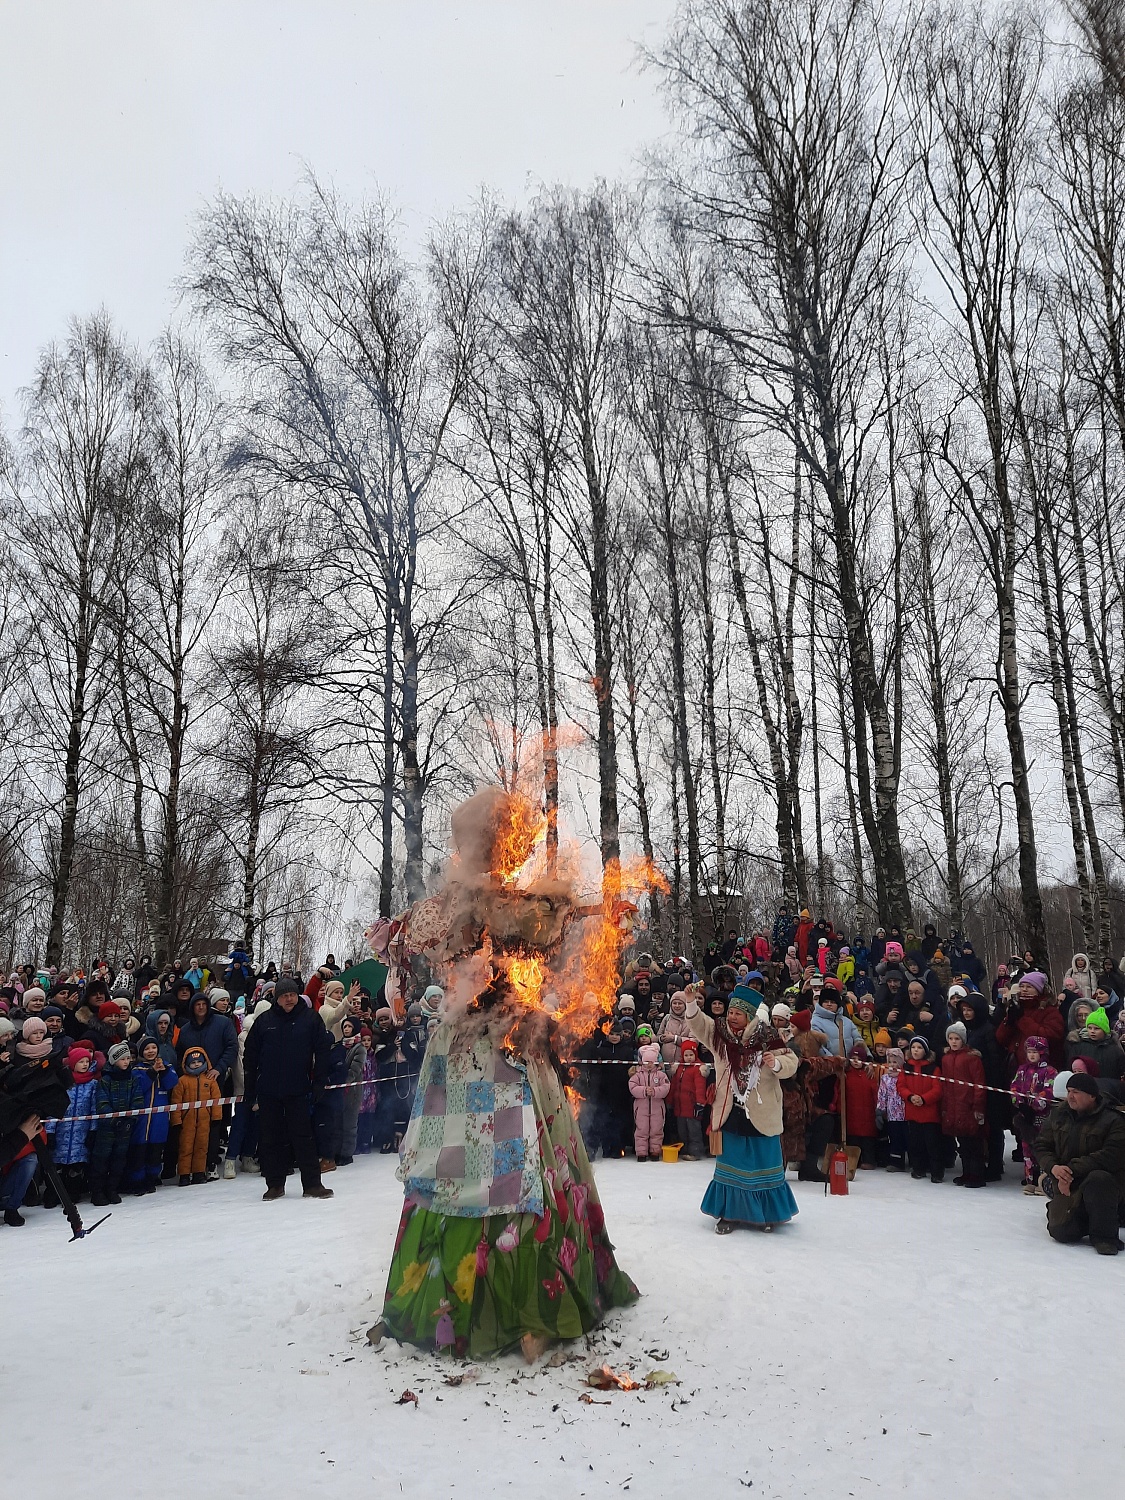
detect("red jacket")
[842,1064,879,1139]
[796,919,814,965]
[996,999,1066,1070]
[896,1059,942,1123]
[939,1047,986,1136]
[669,1062,709,1119]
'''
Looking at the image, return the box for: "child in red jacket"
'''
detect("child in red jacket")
[669,1042,709,1160]
[896,1037,944,1183]
[843,1043,880,1168]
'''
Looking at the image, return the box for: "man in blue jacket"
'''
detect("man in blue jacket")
[243,978,333,1201]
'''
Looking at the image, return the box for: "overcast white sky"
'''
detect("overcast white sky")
[0,0,677,421]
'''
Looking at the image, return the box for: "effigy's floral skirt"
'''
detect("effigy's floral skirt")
[382,1063,638,1357]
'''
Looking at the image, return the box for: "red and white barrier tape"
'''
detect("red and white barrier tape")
[44,1077,372,1126]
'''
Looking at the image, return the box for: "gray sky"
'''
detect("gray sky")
[0,0,676,420]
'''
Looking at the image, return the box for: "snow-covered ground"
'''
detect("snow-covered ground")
[5,1152,1116,1497]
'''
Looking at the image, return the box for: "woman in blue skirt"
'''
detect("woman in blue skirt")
[685,983,799,1234]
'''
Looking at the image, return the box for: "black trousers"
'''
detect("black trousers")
[907,1120,944,1180]
[953,1134,986,1184]
[257,1094,322,1191]
[1047,1169,1123,1247]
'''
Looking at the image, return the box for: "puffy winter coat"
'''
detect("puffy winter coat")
[896,1059,942,1123]
[1065,954,1096,1000]
[1065,1031,1125,1081]
[175,999,237,1080]
[669,1061,709,1118]
[810,1005,861,1057]
[53,1078,99,1164]
[996,999,1066,1070]
[96,1067,147,1139]
[939,1048,986,1136]
[842,1064,879,1138]
[130,1061,179,1146]
[656,1010,693,1066]
[243,1001,331,1101]
[1036,1095,1125,1192]
[628,1062,670,1105]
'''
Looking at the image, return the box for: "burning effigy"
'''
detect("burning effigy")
[366,786,654,1361]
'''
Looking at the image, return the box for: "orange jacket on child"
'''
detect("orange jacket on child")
[170,1050,223,1175]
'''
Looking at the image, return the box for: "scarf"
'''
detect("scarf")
[719,1022,783,1115]
[17,1037,52,1059]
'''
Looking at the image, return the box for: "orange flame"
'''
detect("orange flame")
[490,793,547,885]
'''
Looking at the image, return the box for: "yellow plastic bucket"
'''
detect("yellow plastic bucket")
[661,1144,682,1163]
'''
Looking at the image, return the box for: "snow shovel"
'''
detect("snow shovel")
[819,1016,861,1185]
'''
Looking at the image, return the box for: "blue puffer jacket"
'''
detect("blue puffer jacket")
[811,1004,861,1057]
[53,1078,100,1164]
[130,1062,179,1145]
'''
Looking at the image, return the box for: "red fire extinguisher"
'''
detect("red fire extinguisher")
[827,1146,850,1195]
[826,1014,851,1195]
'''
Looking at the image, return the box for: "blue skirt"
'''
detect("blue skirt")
[701,1130,799,1225]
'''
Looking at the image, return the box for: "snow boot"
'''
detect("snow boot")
[179,1175,192,1187]
[4,1208,25,1226]
[303,1184,334,1199]
[192,1172,208,1185]
[262,1185,285,1201]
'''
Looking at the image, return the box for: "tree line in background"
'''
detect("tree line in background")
[1,0,1123,974]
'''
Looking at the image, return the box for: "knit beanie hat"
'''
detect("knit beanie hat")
[848,1042,869,1061]
[771,1002,793,1022]
[874,1027,892,1047]
[884,1046,905,1068]
[681,1042,698,1061]
[1086,1006,1111,1034]
[635,1024,655,1041]
[21,986,46,1008]
[616,995,636,1012]
[67,1045,93,1073]
[274,977,300,999]
[0,1016,15,1039]
[1066,1071,1100,1099]
[638,1043,661,1066]
[98,1001,124,1022]
[884,941,904,962]
[908,1036,933,1057]
[1021,971,1048,995]
[17,1016,52,1059]
[946,1021,968,1043]
[107,1042,132,1066]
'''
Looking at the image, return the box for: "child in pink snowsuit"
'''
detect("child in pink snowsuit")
[629,1042,670,1161]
